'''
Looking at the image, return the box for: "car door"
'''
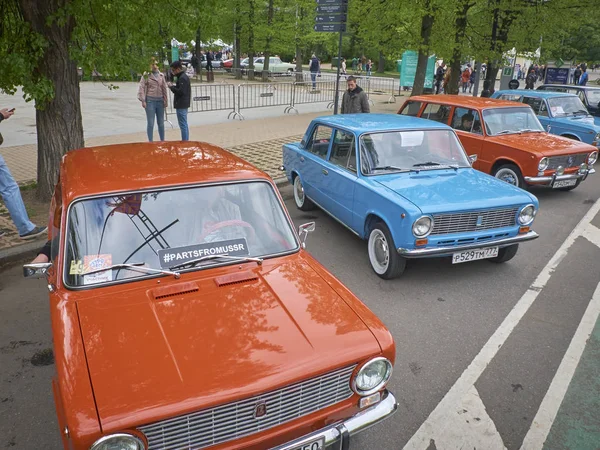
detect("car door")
[299,124,333,207]
[450,107,485,170]
[319,129,358,228]
[254,57,264,72]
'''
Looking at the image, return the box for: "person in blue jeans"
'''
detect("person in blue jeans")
[309,54,320,89]
[168,60,191,141]
[137,58,169,141]
[0,108,47,240]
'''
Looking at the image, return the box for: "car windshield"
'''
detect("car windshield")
[482,107,544,135]
[547,96,589,116]
[64,181,298,288]
[360,129,470,174]
[585,90,600,105]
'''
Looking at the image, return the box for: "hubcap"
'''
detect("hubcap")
[369,229,389,274]
[294,177,305,206]
[495,168,518,186]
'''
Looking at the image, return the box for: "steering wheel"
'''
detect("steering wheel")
[199,219,257,243]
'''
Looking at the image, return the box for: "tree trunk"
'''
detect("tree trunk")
[262,0,274,82]
[247,0,255,81]
[20,0,84,201]
[447,0,472,95]
[411,8,434,96]
[377,51,385,73]
[195,27,203,82]
[295,44,303,82]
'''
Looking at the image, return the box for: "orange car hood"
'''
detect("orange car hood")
[488,132,594,157]
[76,258,380,431]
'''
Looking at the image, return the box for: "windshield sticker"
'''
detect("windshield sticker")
[551,106,565,114]
[83,254,113,285]
[158,238,249,269]
[70,260,84,275]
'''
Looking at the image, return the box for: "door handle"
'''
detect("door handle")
[322,169,328,175]
[300,156,305,162]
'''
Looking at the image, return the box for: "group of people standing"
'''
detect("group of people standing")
[435,62,476,94]
[571,64,589,86]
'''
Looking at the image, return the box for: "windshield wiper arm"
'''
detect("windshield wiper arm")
[520,128,543,133]
[169,253,263,270]
[84,262,181,279]
[495,130,515,135]
[572,110,590,115]
[372,165,409,172]
[413,161,459,170]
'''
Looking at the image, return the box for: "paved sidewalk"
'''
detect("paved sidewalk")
[0,101,401,257]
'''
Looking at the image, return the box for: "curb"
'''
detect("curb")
[0,178,292,267]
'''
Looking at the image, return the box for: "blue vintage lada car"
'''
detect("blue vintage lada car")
[492,90,600,149]
[282,114,539,279]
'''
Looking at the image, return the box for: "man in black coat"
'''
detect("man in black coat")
[169,60,191,141]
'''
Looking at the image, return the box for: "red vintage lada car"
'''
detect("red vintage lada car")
[398,95,597,191]
[23,142,397,450]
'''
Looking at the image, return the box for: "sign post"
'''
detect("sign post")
[314,0,348,115]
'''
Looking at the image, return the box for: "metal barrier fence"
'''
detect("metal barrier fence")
[166,84,236,116]
[290,80,338,112]
[365,76,399,103]
[234,83,295,119]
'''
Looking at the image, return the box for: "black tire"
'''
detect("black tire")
[293,175,315,211]
[493,163,526,189]
[488,244,519,263]
[556,179,581,191]
[367,222,406,279]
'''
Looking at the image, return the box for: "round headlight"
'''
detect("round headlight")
[412,216,433,237]
[538,157,549,171]
[90,434,146,450]
[353,357,393,396]
[518,204,536,226]
[588,151,598,165]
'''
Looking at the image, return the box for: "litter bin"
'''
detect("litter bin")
[331,57,340,69]
[396,60,402,73]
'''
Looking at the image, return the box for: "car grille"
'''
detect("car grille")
[431,207,519,236]
[547,153,588,170]
[138,365,356,450]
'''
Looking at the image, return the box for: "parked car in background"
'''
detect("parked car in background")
[222,58,233,71]
[537,84,600,124]
[23,141,398,450]
[282,114,539,279]
[253,56,296,75]
[399,95,597,191]
[491,90,600,150]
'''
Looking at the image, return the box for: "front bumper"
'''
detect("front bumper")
[524,167,595,185]
[270,390,398,450]
[397,230,539,258]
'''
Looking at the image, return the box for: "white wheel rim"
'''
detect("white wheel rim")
[294,177,305,207]
[368,229,389,275]
[495,168,519,186]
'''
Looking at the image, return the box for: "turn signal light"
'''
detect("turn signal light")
[519,226,530,234]
[415,238,428,246]
[359,392,381,409]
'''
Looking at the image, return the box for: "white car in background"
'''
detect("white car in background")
[253,57,296,75]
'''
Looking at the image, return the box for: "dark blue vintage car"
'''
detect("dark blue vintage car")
[282,114,540,279]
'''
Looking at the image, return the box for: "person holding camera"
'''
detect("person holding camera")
[0,108,47,239]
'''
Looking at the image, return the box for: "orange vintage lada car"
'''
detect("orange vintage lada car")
[398,95,597,191]
[23,142,397,450]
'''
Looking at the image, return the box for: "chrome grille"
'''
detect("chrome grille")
[547,153,588,170]
[139,365,356,450]
[431,207,519,235]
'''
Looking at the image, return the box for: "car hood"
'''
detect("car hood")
[374,168,533,214]
[488,132,596,157]
[76,257,380,430]
[553,114,598,127]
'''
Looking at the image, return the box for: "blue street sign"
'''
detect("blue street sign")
[314,23,347,32]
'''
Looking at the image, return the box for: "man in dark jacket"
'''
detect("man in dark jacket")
[309,54,320,89]
[169,60,191,141]
[435,62,446,94]
[341,76,370,114]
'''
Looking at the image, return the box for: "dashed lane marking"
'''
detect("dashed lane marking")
[404,198,600,450]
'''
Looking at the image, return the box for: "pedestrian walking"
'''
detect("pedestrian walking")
[525,67,537,89]
[341,76,370,114]
[137,58,169,142]
[435,62,446,94]
[0,108,47,240]
[461,67,471,93]
[442,67,452,93]
[340,58,347,77]
[206,51,213,72]
[366,59,372,77]
[168,60,191,141]
[579,66,589,86]
[351,57,358,73]
[468,68,475,93]
[309,54,320,89]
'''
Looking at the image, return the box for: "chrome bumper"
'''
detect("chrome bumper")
[524,167,595,185]
[270,391,397,450]
[397,230,539,258]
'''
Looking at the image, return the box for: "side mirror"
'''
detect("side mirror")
[23,263,52,279]
[468,154,478,164]
[298,222,316,249]
[547,125,552,132]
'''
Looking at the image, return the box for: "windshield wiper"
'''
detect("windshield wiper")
[169,253,263,270]
[572,110,590,116]
[495,130,515,135]
[372,165,409,172]
[412,161,459,170]
[84,262,181,279]
[520,128,543,133]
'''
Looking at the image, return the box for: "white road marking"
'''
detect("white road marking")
[404,198,600,449]
[581,223,600,248]
[520,281,600,450]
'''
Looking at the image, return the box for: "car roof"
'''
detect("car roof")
[540,84,600,91]
[496,90,577,99]
[408,94,520,109]
[313,113,450,132]
[60,142,270,204]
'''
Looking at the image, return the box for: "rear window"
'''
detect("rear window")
[423,103,451,124]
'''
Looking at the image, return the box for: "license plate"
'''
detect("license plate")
[452,247,498,264]
[552,179,577,189]
[292,438,325,450]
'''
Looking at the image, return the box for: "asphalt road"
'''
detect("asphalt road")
[1,173,599,449]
